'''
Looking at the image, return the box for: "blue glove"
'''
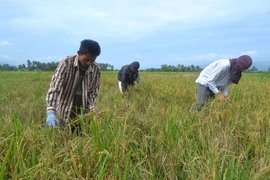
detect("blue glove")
[46,112,58,128]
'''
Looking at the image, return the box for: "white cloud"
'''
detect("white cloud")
[0,41,12,46]
[136,54,143,59]
[5,0,267,41]
[1,0,269,69]
[167,53,247,67]
[35,56,62,62]
[0,55,12,59]
[240,51,257,57]
[172,53,219,62]
[98,60,113,65]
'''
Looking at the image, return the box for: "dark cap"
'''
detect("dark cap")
[237,55,252,70]
[130,61,140,70]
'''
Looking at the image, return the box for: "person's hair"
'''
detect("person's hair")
[79,39,101,56]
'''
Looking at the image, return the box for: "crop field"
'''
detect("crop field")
[1,71,270,179]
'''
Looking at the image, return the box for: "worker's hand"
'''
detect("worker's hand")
[91,107,99,117]
[224,96,230,101]
[216,92,223,101]
[46,112,58,128]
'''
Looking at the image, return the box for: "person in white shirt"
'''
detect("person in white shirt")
[190,55,252,112]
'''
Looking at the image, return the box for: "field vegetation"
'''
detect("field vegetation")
[0,71,270,179]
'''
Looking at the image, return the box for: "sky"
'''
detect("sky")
[0,0,269,70]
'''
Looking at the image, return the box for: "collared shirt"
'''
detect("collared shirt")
[46,55,100,122]
[117,65,139,92]
[71,65,86,118]
[195,59,232,96]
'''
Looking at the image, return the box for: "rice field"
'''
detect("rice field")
[1,71,270,179]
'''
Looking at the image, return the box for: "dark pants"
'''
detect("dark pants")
[191,83,215,112]
[60,119,82,136]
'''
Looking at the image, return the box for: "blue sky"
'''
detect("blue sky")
[0,0,269,70]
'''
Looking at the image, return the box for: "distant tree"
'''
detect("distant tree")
[20,64,26,70]
[144,68,160,72]
[161,64,168,71]
[180,65,186,72]
[0,64,17,71]
[98,63,114,71]
[190,65,195,71]
[47,62,59,71]
[1,64,10,71]
[177,64,182,71]
[108,64,114,71]
[250,66,258,73]
[27,60,32,70]
[195,65,202,72]
[16,60,59,71]
[159,64,203,72]
[168,65,175,71]
[18,64,23,70]
[170,65,177,71]
[32,61,42,70]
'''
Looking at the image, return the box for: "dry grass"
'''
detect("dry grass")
[1,71,270,179]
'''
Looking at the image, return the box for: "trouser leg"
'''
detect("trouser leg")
[60,118,82,136]
[197,83,209,107]
[70,122,82,136]
[191,83,214,112]
[118,81,123,93]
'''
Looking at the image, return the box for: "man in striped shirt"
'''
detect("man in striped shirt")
[46,39,101,132]
[190,55,252,112]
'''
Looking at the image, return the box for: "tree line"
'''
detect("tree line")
[0,60,114,72]
[0,60,268,73]
[0,60,59,71]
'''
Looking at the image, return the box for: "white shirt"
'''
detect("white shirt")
[195,59,232,96]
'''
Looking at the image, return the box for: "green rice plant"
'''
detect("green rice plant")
[0,137,14,179]
[1,71,270,179]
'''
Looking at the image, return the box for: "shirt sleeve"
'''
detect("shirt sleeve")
[87,67,100,110]
[46,61,66,112]
[206,65,228,94]
[220,86,229,96]
[136,74,140,83]
[121,68,128,92]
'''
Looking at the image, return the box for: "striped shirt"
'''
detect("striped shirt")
[195,59,232,96]
[46,55,100,122]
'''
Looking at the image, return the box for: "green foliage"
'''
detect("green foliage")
[1,60,268,73]
[1,71,270,179]
[156,64,203,72]
[0,60,59,71]
[98,63,114,71]
[0,60,115,71]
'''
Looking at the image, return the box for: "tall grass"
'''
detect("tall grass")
[0,71,270,179]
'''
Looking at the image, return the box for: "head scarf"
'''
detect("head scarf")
[230,55,252,84]
[130,61,140,70]
[238,55,252,69]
